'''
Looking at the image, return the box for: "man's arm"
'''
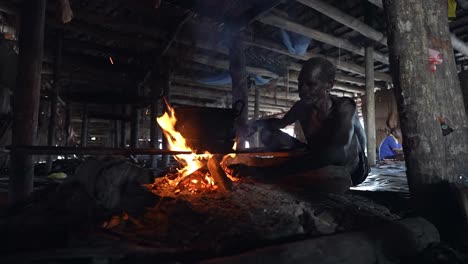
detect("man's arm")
[320,98,356,165]
[256,101,304,130]
[390,138,403,153]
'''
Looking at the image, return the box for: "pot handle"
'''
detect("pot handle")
[233,100,245,117]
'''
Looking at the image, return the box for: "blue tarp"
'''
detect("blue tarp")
[196,72,271,86]
[280,29,311,55]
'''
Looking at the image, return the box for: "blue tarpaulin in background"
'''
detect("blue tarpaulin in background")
[280,29,311,55]
[196,72,271,86]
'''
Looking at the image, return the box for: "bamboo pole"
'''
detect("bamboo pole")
[365,47,376,166]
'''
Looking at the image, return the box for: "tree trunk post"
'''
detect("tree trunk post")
[80,104,88,147]
[253,85,260,147]
[383,0,468,239]
[121,105,126,148]
[64,103,71,149]
[130,105,139,149]
[150,91,160,169]
[365,47,376,166]
[229,32,249,148]
[160,66,172,168]
[46,33,63,173]
[9,0,47,205]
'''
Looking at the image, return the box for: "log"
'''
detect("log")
[10,0,47,205]
[200,217,439,264]
[296,0,387,46]
[207,154,233,192]
[257,13,389,64]
[384,0,468,187]
[365,47,376,166]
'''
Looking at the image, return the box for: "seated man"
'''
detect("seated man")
[379,128,404,160]
[243,58,369,190]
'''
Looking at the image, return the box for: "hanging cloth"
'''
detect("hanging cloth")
[448,0,457,21]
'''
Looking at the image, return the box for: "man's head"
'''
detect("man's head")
[298,58,336,103]
[390,128,401,138]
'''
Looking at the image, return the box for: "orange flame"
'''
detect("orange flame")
[157,100,239,188]
[156,102,211,181]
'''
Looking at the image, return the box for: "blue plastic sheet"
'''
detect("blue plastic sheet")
[280,29,311,55]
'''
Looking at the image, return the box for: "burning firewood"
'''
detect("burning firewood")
[208,154,233,192]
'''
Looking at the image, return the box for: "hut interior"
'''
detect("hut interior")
[1,0,468,263]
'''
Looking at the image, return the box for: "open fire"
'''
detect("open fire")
[156,100,237,192]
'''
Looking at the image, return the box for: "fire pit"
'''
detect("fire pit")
[156,102,239,193]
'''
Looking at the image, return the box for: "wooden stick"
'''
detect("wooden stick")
[207,154,233,192]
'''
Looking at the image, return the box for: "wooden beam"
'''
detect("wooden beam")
[370,0,468,57]
[244,38,392,82]
[188,52,278,78]
[257,13,389,64]
[10,0,47,205]
[0,2,19,15]
[365,47,376,166]
[244,37,391,82]
[162,11,195,55]
[296,0,387,46]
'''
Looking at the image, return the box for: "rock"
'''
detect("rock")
[69,158,156,213]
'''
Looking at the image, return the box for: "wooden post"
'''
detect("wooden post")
[130,104,139,149]
[114,119,119,148]
[160,70,172,168]
[253,85,260,147]
[121,105,126,148]
[80,104,88,147]
[383,0,468,233]
[150,89,160,169]
[10,0,47,204]
[365,47,376,166]
[229,33,249,148]
[64,103,71,147]
[45,34,63,173]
